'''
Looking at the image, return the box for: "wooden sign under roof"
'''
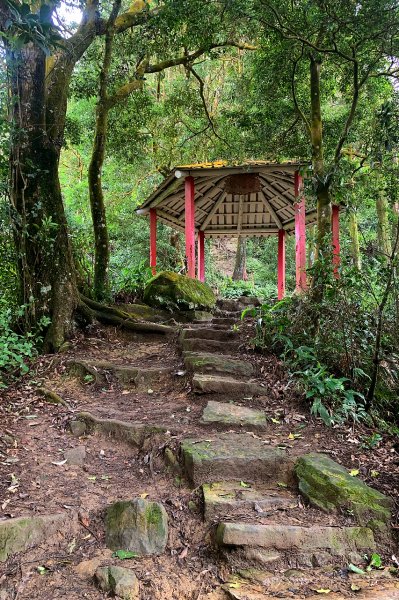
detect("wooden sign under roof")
[137,162,316,237]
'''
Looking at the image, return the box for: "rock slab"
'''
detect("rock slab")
[217,523,376,556]
[64,445,86,466]
[95,565,139,600]
[193,374,264,396]
[183,352,253,377]
[0,513,73,562]
[181,338,237,354]
[203,481,297,520]
[201,401,266,426]
[105,498,168,555]
[181,434,294,487]
[180,328,236,342]
[295,453,393,526]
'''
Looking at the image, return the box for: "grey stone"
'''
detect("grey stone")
[183,352,253,377]
[201,401,266,426]
[180,328,236,342]
[202,481,297,520]
[193,374,264,396]
[181,433,294,487]
[79,411,165,448]
[105,498,168,555]
[216,523,376,557]
[181,338,237,354]
[69,420,87,437]
[95,565,139,600]
[64,445,86,466]
[0,513,74,562]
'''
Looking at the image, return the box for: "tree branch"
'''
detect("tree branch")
[291,47,311,135]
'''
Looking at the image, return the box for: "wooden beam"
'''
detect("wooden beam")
[156,209,185,230]
[199,191,227,231]
[204,227,279,236]
[259,190,283,228]
[260,177,294,206]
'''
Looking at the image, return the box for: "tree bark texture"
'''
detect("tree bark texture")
[232,235,248,281]
[376,190,392,259]
[349,209,361,270]
[88,0,121,301]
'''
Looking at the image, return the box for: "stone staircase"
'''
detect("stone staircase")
[176,307,392,571]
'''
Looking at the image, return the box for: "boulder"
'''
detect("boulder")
[143,271,216,311]
[295,453,393,528]
[69,420,87,437]
[95,565,139,600]
[105,498,168,555]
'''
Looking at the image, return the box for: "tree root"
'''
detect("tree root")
[38,387,70,408]
[78,294,174,335]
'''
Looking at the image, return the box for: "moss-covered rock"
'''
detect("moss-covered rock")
[295,453,393,530]
[143,271,216,311]
[95,565,139,600]
[105,498,168,555]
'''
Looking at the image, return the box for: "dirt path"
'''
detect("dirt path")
[0,309,398,600]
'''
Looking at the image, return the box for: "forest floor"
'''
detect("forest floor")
[0,311,398,600]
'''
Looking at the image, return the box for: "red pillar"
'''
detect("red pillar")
[277,229,286,300]
[149,208,157,276]
[185,176,196,278]
[332,204,340,278]
[294,171,307,292]
[198,231,205,282]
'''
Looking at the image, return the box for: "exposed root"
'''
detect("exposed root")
[78,294,175,335]
[37,387,70,408]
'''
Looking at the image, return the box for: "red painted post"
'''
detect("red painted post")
[332,204,340,279]
[149,208,157,276]
[185,176,196,278]
[277,229,286,300]
[294,171,307,292]
[198,230,205,282]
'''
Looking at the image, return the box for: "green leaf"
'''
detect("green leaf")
[240,481,251,488]
[369,553,382,569]
[348,563,365,575]
[112,550,138,560]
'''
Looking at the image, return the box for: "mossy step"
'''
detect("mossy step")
[0,513,77,562]
[212,317,238,326]
[193,374,265,396]
[68,360,173,387]
[181,433,294,487]
[183,352,253,377]
[77,412,165,448]
[181,338,237,354]
[295,453,393,533]
[216,523,376,563]
[180,328,237,341]
[203,481,297,521]
[201,401,266,426]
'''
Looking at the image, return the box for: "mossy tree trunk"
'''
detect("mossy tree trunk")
[349,209,361,269]
[232,236,248,281]
[88,0,121,301]
[376,189,392,259]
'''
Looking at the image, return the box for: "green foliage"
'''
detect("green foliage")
[0,301,43,388]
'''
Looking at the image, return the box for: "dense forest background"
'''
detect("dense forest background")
[1,0,399,429]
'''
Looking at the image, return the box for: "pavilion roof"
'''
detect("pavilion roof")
[137,161,316,237]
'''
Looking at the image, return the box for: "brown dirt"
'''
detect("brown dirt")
[0,318,398,600]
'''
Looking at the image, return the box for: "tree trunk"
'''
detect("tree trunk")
[310,56,332,258]
[88,0,121,301]
[8,43,79,352]
[376,189,392,259]
[232,235,248,281]
[349,209,361,269]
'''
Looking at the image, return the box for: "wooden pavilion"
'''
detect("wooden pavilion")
[136,162,338,298]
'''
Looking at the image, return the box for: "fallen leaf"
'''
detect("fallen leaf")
[351,584,361,592]
[315,589,331,594]
[349,469,359,477]
[52,459,67,466]
[348,563,365,575]
[179,546,188,559]
[112,550,138,560]
[140,493,149,499]
[240,481,251,488]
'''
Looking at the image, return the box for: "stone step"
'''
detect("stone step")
[181,433,294,487]
[183,352,254,378]
[212,317,238,326]
[181,338,237,354]
[68,359,173,387]
[180,328,237,341]
[216,523,376,564]
[201,401,266,426]
[193,374,264,396]
[202,481,297,521]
